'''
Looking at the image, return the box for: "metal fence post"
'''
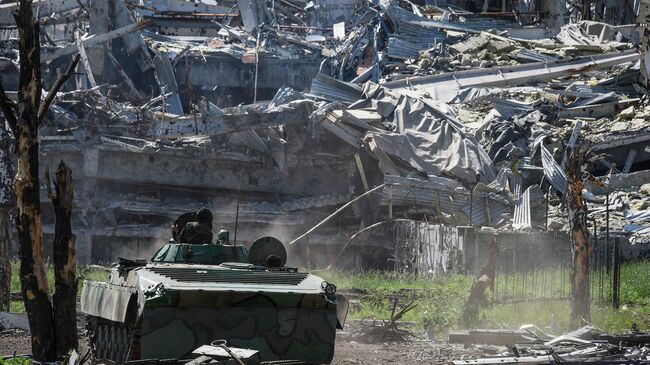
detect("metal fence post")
[545,187,550,231]
[606,193,611,274]
[388,185,393,221]
[469,189,474,227]
[612,237,621,309]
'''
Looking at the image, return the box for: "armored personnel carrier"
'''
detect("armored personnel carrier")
[80,235,348,363]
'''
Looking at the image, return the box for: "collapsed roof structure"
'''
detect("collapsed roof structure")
[0,0,649,270]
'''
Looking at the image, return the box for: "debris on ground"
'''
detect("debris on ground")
[188,341,260,365]
[354,298,418,342]
[450,325,650,365]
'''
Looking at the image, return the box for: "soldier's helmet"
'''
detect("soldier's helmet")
[197,207,213,225]
[217,229,229,244]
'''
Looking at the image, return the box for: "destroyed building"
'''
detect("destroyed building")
[0,0,649,275]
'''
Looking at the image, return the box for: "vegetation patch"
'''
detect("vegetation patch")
[0,357,30,365]
[320,262,650,335]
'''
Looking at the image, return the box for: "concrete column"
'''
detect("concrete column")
[539,0,565,36]
[639,0,650,89]
[87,0,111,85]
[76,147,100,264]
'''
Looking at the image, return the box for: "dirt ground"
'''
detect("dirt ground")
[1,321,475,364]
[331,320,476,365]
[331,338,472,365]
[0,330,31,357]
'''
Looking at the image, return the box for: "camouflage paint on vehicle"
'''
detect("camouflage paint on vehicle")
[80,243,348,363]
[139,296,339,361]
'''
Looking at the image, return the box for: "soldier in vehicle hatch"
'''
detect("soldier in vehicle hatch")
[216,229,230,245]
[174,207,214,244]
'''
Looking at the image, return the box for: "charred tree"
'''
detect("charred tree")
[0,209,11,312]
[462,235,499,327]
[0,127,14,312]
[565,143,592,326]
[6,1,56,360]
[0,0,79,360]
[46,162,77,357]
[0,210,11,312]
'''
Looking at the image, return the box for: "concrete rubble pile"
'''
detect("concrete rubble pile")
[0,0,649,270]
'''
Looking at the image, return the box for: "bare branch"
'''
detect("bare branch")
[583,171,607,188]
[0,80,17,134]
[38,54,81,124]
[44,164,53,202]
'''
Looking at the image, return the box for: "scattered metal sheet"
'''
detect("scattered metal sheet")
[387,37,429,60]
[383,3,479,34]
[310,73,363,102]
[152,52,184,115]
[541,145,568,194]
[382,175,509,227]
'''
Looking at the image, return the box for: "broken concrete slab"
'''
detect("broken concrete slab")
[557,99,640,119]
[41,20,153,63]
[149,100,312,138]
[449,34,491,54]
[385,50,639,102]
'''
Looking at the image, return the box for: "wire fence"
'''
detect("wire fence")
[488,231,618,304]
[393,222,622,305]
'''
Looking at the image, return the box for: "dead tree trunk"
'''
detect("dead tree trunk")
[11,1,57,360]
[0,209,11,312]
[0,127,14,312]
[462,235,499,327]
[565,143,591,327]
[47,162,77,357]
[0,0,79,360]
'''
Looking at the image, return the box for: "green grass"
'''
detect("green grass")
[9,260,109,293]
[8,260,109,314]
[9,300,24,313]
[0,358,30,365]
[317,270,473,332]
[480,300,650,334]
[618,262,650,305]
[318,262,650,335]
